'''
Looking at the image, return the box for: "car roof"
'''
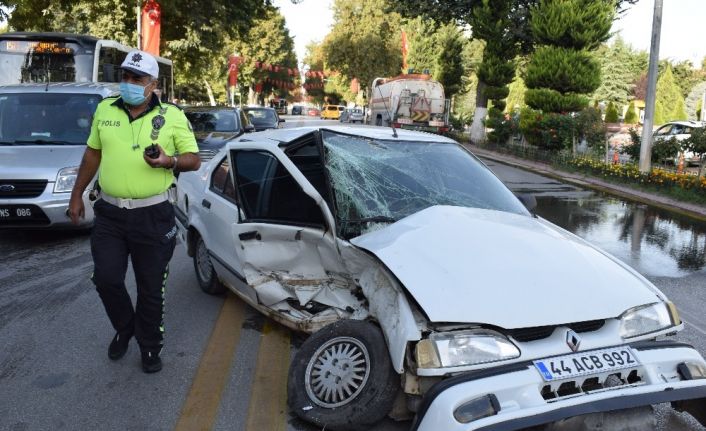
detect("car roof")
[229,125,457,148]
[0,82,119,97]
[183,105,240,112]
[663,120,705,127]
[244,106,275,111]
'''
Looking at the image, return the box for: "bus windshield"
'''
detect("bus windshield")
[0,39,94,85]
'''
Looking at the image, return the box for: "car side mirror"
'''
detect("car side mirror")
[279,118,285,123]
[244,124,255,133]
[516,193,537,215]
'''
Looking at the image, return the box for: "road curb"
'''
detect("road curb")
[464,144,706,222]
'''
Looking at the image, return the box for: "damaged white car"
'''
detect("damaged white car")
[174,126,706,431]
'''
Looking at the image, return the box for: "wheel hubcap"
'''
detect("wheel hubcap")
[195,239,212,282]
[304,336,370,408]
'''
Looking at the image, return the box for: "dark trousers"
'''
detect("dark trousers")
[90,198,177,353]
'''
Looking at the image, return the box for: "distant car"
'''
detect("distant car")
[244,106,284,131]
[307,107,320,117]
[0,82,117,228]
[291,105,303,115]
[320,104,345,120]
[652,121,704,166]
[174,125,706,431]
[340,108,364,124]
[184,106,254,160]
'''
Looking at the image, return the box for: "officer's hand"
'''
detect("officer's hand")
[68,194,85,225]
[143,144,172,169]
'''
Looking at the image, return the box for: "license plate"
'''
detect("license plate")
[0,205,35,219]
[533,346,639,382]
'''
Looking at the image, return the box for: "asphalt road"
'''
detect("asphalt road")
[0,117,703,430]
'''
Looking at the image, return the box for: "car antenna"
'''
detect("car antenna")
[376,84,397,138]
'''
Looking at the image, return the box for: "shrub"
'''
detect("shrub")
[525,88,588,112]
[486,107,517,145]
[652,136,682,163]
[519,108,576,151]
[624,102,638,124]
[575,107,606,147]
[604,101,619,123]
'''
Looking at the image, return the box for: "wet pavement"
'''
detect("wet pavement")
[485,159,706,279]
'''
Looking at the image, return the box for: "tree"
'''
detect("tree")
[592,37,647,105]
[654,100,665,125]
[236,6,298,101]
[604,101,619,123]
[525,0,613,114]
[624,101,638,124]
[323,0,402,97]
[432,23,465,98]
[672,60,706,98]
[404,17,438,74]
[656,65,687,122]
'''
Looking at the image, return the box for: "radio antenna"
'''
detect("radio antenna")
[376,84,397,138]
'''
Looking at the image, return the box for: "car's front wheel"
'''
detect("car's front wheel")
[193,234,226,295]
[288,320,399,431]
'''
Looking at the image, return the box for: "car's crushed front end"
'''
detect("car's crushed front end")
[411,335,706,431]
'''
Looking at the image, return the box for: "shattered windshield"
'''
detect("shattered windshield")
[322,131,529,238]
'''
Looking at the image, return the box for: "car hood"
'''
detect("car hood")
[194,131,238,148]
[350,206,660,329]
[0,145,85,180]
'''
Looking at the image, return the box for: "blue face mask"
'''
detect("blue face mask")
[120,82,147,105]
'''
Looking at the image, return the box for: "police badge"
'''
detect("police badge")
[152,115,165,130]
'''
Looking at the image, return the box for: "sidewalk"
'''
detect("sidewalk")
[464,143,706,221]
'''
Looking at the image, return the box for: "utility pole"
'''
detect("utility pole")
[136,0,142,50]
[639,0,663,173]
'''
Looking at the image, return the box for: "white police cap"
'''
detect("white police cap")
[121,50,159,79]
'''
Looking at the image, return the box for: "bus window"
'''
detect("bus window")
[97,46,127,82]
[0,40,93,85]
[158,62,172,102]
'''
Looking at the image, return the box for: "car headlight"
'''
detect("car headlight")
[54,167,79,193]
[416,329,520,369]
[619,302,680,339]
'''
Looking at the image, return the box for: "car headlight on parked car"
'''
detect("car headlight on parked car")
[54,167,79,193]
[619,302,680,339]
[416,329,520,369]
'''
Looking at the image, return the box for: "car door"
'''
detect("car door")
[228,141,359,326]
[196,155,254,298]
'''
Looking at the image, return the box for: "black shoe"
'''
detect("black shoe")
[108,331,133,360]
[141,351,162,373]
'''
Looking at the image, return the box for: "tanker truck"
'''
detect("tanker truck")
[367,74,450,134]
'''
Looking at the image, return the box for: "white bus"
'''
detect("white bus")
[0,32,173,101]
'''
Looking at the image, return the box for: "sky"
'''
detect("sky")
[611,0,706,66]
[273,0,706,68]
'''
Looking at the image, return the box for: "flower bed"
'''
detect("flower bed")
[566,157,706,202]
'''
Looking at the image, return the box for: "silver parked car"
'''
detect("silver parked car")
[0,82,118,228]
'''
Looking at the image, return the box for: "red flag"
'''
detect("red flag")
[401,30,409,72]
[228,55,241,87]
[255,82,263,93]
[141,0,161,56]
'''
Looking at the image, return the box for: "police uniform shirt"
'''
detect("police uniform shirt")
[87,94,198,199]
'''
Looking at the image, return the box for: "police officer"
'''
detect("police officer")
[69,50,200,373]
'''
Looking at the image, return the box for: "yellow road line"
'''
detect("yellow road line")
[175,293,245,431]
[245,321,291,431]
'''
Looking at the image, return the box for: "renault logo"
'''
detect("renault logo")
[0,184,15,192]
[566,329,581,352]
